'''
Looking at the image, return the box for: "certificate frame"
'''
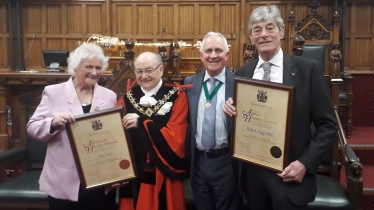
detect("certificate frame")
[231,77,295,172]
[66,106,137,189]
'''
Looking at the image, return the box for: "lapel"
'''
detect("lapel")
[225,68,234,134]
[282,53,297,86]
[90,83,106,112]
[66,77,84,116]
[190,71,205,131]
[66,78,106,116]
[246,58,258,78]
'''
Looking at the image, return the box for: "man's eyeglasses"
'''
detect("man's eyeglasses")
[135,64,161,75]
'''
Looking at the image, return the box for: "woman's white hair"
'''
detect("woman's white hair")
[199,31,229,52]
[67,43,109,76]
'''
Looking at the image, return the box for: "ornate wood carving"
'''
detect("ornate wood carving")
[105,39,136,98]
[300,21,330,40]
[243,43,257,63]
[288,10,295,22]
[294,3,334,32]
[46,78,57,84]
[292,34,306,56]
[21,78,32,84]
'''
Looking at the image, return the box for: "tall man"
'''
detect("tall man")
[223,5,338,210]
[184,32,239,210]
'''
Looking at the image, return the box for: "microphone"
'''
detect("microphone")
[24,35,36,70]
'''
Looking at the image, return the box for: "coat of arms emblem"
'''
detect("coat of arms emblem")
[91,120,103,130]
[257,90,268,102]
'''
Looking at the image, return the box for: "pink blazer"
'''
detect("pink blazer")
[26,77,117,201]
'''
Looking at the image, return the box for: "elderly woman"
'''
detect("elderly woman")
[116,52,189,210]
[27,43,117,210]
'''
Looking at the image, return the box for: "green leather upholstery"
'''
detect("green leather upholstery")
[302,45,326,71]
[307,175,352,210]
[0,171,47,205]
[0,114,49,208]
[302,45,349,108]
[345,144,358,164]
[0,147,26,165]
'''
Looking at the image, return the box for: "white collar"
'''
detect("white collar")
[204,68,226,83]
[141,79,163,96]
[258,48,283,68]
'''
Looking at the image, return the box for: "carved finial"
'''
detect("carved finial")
[124,39,135,61]
[348,162,363,182]
[333,11,340,21]
[288,11,295,21]
[330,43,342,78]
[292,34,305,56]
[308,2,320,14]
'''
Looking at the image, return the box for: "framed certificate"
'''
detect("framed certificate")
[231,77,295,172]
[66,106,137,189]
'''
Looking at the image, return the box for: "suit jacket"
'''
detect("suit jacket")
[235,53,337,205]
[184,68,235,179]
[27,77,117,201]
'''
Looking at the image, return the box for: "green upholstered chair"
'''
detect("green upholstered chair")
[307,111,362,210]
[301,45,362,209]
[301,44,354,139]
[0,114,49,209]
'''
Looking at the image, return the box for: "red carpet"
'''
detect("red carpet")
[350,75,374,126]
[347,126,374,144]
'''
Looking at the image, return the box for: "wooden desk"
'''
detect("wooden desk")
[0,70,113,150]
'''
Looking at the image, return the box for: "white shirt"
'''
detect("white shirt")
[252,49,284,83]
[195,69,228,150]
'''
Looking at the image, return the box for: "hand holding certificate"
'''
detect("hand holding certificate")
[231,77,295,172]
[66,106,137,189]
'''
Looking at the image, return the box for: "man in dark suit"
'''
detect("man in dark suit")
[184,32,239,210]
[223,5,338,210]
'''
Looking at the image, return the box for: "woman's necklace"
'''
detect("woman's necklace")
[77,89,93,106]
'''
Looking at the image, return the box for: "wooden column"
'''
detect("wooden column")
[106,0,112,35]
[0,85,8,150]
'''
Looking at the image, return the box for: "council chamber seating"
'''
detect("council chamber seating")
[0,114,49,209]
[288,3,354,138]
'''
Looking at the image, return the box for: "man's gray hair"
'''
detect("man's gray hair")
[248,5,285,33]
[199,31,229,52]
[67,43,109,76]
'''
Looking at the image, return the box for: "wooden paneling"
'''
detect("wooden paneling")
[178,4,194,35]
[220,3,237,35]
[199,4,215,34]
[87,4,105,33]
[0,3,7,68]
[137,5,153,34]
[24,4,43,34]
[158,5,173,35]
[46,4,62,34]
[345,1,374,73]
[67,5,83,33]
[0,4,6,34]
[113,4,133,35]
[25,38,42,68]
[355,39,371,69]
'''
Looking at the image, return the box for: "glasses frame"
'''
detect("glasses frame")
[134,64,161,75]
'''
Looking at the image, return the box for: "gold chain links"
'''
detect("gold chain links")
[126,87,179,117]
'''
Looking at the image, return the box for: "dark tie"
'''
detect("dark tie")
[262,62,271,81]
[201,77,217,151]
